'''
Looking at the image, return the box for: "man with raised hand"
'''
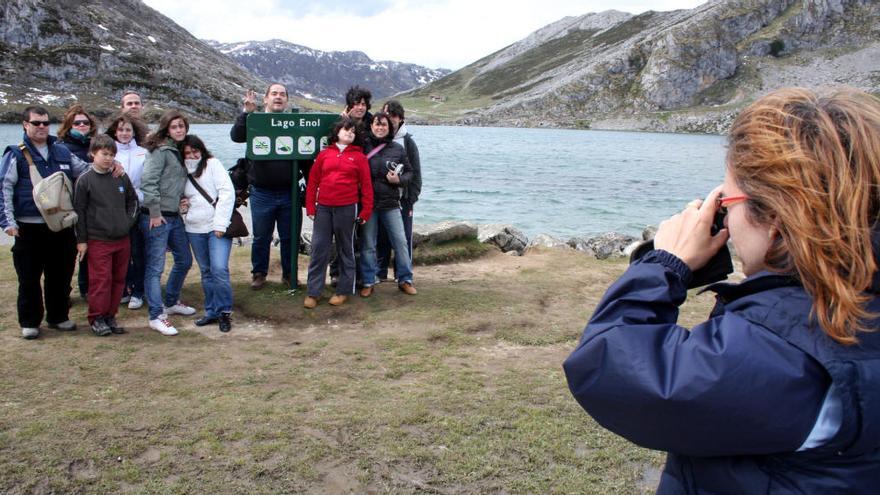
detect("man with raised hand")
[230,83,307,289]
[0,106,91,339]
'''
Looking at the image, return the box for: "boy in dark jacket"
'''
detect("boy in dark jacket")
[74,135,138,336]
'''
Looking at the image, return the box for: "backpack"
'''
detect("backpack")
[20,144,78,232]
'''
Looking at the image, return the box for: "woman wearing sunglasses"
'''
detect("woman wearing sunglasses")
[565,87,880,493]
[57,104,98,300]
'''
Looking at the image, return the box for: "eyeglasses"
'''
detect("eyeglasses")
[28,121,50,127]
[72,120,91,126]
[716,195,749,209]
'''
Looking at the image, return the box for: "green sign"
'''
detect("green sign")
[245,112,339,160]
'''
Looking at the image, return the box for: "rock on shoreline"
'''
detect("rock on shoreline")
[228,218,653,261]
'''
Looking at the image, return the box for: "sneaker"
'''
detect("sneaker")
[329,294,348,306]
[303,296,318,309]
[165,302,196,316]
[91,318,112,337]
[106,316,126,334]
[21,327,39,339]
[398,282,418,295]
[120,295,131,304]
[195,315,219,326]
[219,312,232,333]
[149,315,178,336]
[128,296,144,310]
[359,286,374,298]
[251,272,267,290]
[48,320,77,331]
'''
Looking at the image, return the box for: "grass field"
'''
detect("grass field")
[0,244,718,494]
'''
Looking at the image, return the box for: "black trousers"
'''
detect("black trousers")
[307,204,358,297]
[11,223,77,327]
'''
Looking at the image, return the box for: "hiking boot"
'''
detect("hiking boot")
[48,320,77,331]
[128,296,144,310]
[398,282,418,295]
[251,272,267,290]
[303,296,318,309]
[219,312,232,333]
[165,302,196,316]
[149,315,178,336]
[21,327,39,339]
[359,286,374,298]
[329,294,348,306]
[91,318,112,337]
[195,315,219,326]
[106,316,126,334]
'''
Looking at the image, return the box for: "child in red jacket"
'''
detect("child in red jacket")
[303,118,373,308]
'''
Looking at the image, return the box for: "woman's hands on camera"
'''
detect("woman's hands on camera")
[654,185,729,271]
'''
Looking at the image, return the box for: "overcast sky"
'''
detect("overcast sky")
[143,0,707,70]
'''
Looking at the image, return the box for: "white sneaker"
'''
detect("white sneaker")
[149,315,178,336]
[21,327,39,339]
[165,302,196,316]
[128,296,143,310]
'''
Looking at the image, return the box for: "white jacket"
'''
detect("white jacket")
[115,139,147,203]
[183,157,235,234]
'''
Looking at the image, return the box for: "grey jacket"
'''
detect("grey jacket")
[141,140,186,218]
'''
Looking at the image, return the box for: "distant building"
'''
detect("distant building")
[429,95,445,103]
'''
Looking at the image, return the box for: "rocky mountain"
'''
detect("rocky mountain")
[0,0,269,122]
[402,0,880,133]
[207,39,450,105]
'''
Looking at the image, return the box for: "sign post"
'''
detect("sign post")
[246,111,339,291]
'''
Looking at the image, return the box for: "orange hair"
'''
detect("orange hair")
[727,87,880,344]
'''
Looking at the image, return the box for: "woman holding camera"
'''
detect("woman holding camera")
[358,112,415,298]
[564,87,880,493]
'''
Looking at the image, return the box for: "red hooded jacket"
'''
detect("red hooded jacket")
[305,144,373,222]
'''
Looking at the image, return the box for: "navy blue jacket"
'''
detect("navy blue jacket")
[0,134,84,228]
[564,249,880,493]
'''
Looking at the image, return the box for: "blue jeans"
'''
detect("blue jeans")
[140,214,193,320]
[250,186,300,279]
[360,208,413,287]
[377,200,414,279]
[188,233,233,317]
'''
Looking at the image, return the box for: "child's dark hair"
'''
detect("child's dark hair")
[345,85,372,111]
[89,134,117,155]
[180,134,213,177]
[328,118,357,145]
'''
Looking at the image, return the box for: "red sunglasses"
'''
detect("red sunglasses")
[716,195,749,209]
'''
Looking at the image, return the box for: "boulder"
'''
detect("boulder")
[587,232,639,259]
[412,221,478,246]
[478,224,529,254]
[567,236,596,257]
[527,234,571,251]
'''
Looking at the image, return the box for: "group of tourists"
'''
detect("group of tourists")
[1,83,423,339]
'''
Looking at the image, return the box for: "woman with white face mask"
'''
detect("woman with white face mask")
[179,135,235,333]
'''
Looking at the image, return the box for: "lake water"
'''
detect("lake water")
[0,123,726,239]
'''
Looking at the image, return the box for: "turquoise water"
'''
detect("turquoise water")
[1,123,726,238]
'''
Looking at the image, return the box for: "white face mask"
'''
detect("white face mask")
[185,158,200,172]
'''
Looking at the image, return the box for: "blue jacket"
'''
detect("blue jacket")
[0,134,84,229]
[563,249,880,494]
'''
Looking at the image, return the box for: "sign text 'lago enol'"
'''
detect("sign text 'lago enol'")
[246,112,339,160]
